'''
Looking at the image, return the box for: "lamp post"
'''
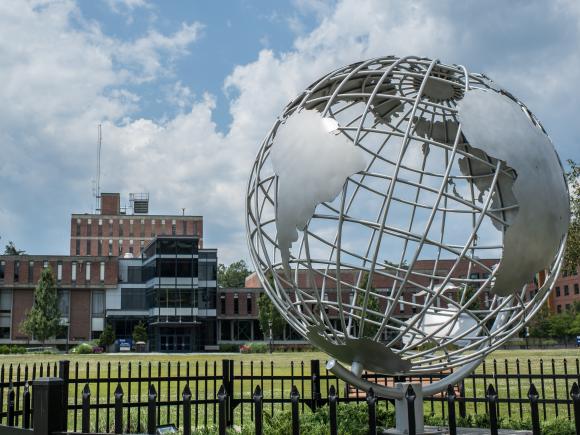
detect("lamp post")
[268,319,273,354]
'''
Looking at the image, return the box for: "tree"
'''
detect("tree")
[548,311,574,346]
[4,241,25,255]
[98,323,116,348]
[528,305,551,339]
[132,322,148,343]
[218,260,251,288]
[563,160,580,273]
[257,293,286,339]
[20,267,62,344]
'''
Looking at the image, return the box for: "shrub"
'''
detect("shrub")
[0,345,10,354]
[247,342,268,353]
[9,345,26,354]
[71,343,94,354]
[542,417,575,435]
[219,343,239,353]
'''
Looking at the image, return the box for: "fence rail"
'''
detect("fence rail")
[0,357,578,434]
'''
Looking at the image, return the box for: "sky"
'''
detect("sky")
[0,0,579,266]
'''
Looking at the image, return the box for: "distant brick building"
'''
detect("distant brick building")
[70,193,203,258]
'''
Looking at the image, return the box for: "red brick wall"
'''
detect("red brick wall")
[11,289,33,339]
[70,290,91,341]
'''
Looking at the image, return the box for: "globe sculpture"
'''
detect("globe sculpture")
[246,56,569,426]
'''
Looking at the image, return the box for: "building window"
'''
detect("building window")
[13,261,20,282]
[566,303,571,311]
[43,260,48,269]
[556,286,561,297]
[85,262,91,282]
[98,240,103,256]
[140,240,144,251]
[575,283,579,295]
[171,219,177,235]
[57,262,63,282]
[564,285,569,296]
[557,305,562,313]
[109,219,113,237]
[220,295,226,314]
[86,239,91,255]
[140,219,145,237]
[76,239,80,255]
[233,293,239,314]
[0,261,4,280]
[129,220,134,237]
[87,220,92,237]
[182,220,187,234]
[129,240,134,255]
[246,294,252,314]
[91,290,105,318]
[28,261,34,283]
[119,240,123,256]
[76,219,81,236]
[119,220,124,237]
[99,262,105,282]
[161,219,166,235]
[98,219,103,237]
[108,240,113,256]
[58,290,69,316]
[72,262,77,282]
[151,220,156,237]
[0,289,12,339]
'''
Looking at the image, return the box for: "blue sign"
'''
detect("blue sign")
[577,336,580,346]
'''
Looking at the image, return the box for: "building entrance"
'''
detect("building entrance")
[156,326,195,352]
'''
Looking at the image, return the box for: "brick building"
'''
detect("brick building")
[70,193,203,258]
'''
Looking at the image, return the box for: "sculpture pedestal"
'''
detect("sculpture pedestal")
[382,383,442,435]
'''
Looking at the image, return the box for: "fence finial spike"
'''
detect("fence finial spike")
[148,383,157,397]
[528,383,539,399]
[82,383,91,396]
[182,384,192,399]
[571,382,580,399]
[217,384,227,398]
[254,384,262,397]
[486,383,497,396]
[405,384,416,400]
[447,383,455,397]
[114,383,123,397]
[329,384,336,396]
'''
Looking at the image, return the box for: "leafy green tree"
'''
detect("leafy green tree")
[4,241,25,255]
[563,160,580,273]
[548,311,574,346]
[20,267,62,344]
[218,260,251,288]
[568,312,580,337]
[98,323,116,348]
[528,305,551,339]
[132,322,148,343]
[257,293,286,339]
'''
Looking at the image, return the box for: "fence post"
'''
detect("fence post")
[367,387,377,435]
[33,378,67,435]
[528,383,540,435]
[487,384,499,435]
[310,360,321,412]
[7,385,14,426]
[329,385,337,435]
[58,360,70,414]
[570,382,580,435]
[114,384,124,434]
[446,384,457,435]
[254,385,263,435]
[183,385,192,435]
[405,384,416,435]
[218,385,227,435]
[458,381,466,419]
[23,381,31,429]
[290,385,300,435]
[147,384,157,435]
[81,384,91,433]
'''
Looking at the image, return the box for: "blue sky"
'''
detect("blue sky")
[0,0,579,265]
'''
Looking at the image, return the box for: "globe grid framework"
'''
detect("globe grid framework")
[245,55,569,392]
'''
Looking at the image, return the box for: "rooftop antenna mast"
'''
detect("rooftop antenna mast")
[95,124,102,213]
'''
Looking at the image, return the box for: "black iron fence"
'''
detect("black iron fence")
[0,357,579,434]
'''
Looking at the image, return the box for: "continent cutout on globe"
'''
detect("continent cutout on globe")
[271,109,367,268]
[457,88,570,296]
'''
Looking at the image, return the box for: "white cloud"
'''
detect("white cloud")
[0,0,579,266]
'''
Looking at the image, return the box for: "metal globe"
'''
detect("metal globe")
[246,55,569,395]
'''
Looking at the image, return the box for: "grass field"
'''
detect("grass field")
[0,348,578,431]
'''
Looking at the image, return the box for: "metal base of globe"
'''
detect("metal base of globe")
[386,383,443,435]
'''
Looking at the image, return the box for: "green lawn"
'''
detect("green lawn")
[0,348,578,431]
